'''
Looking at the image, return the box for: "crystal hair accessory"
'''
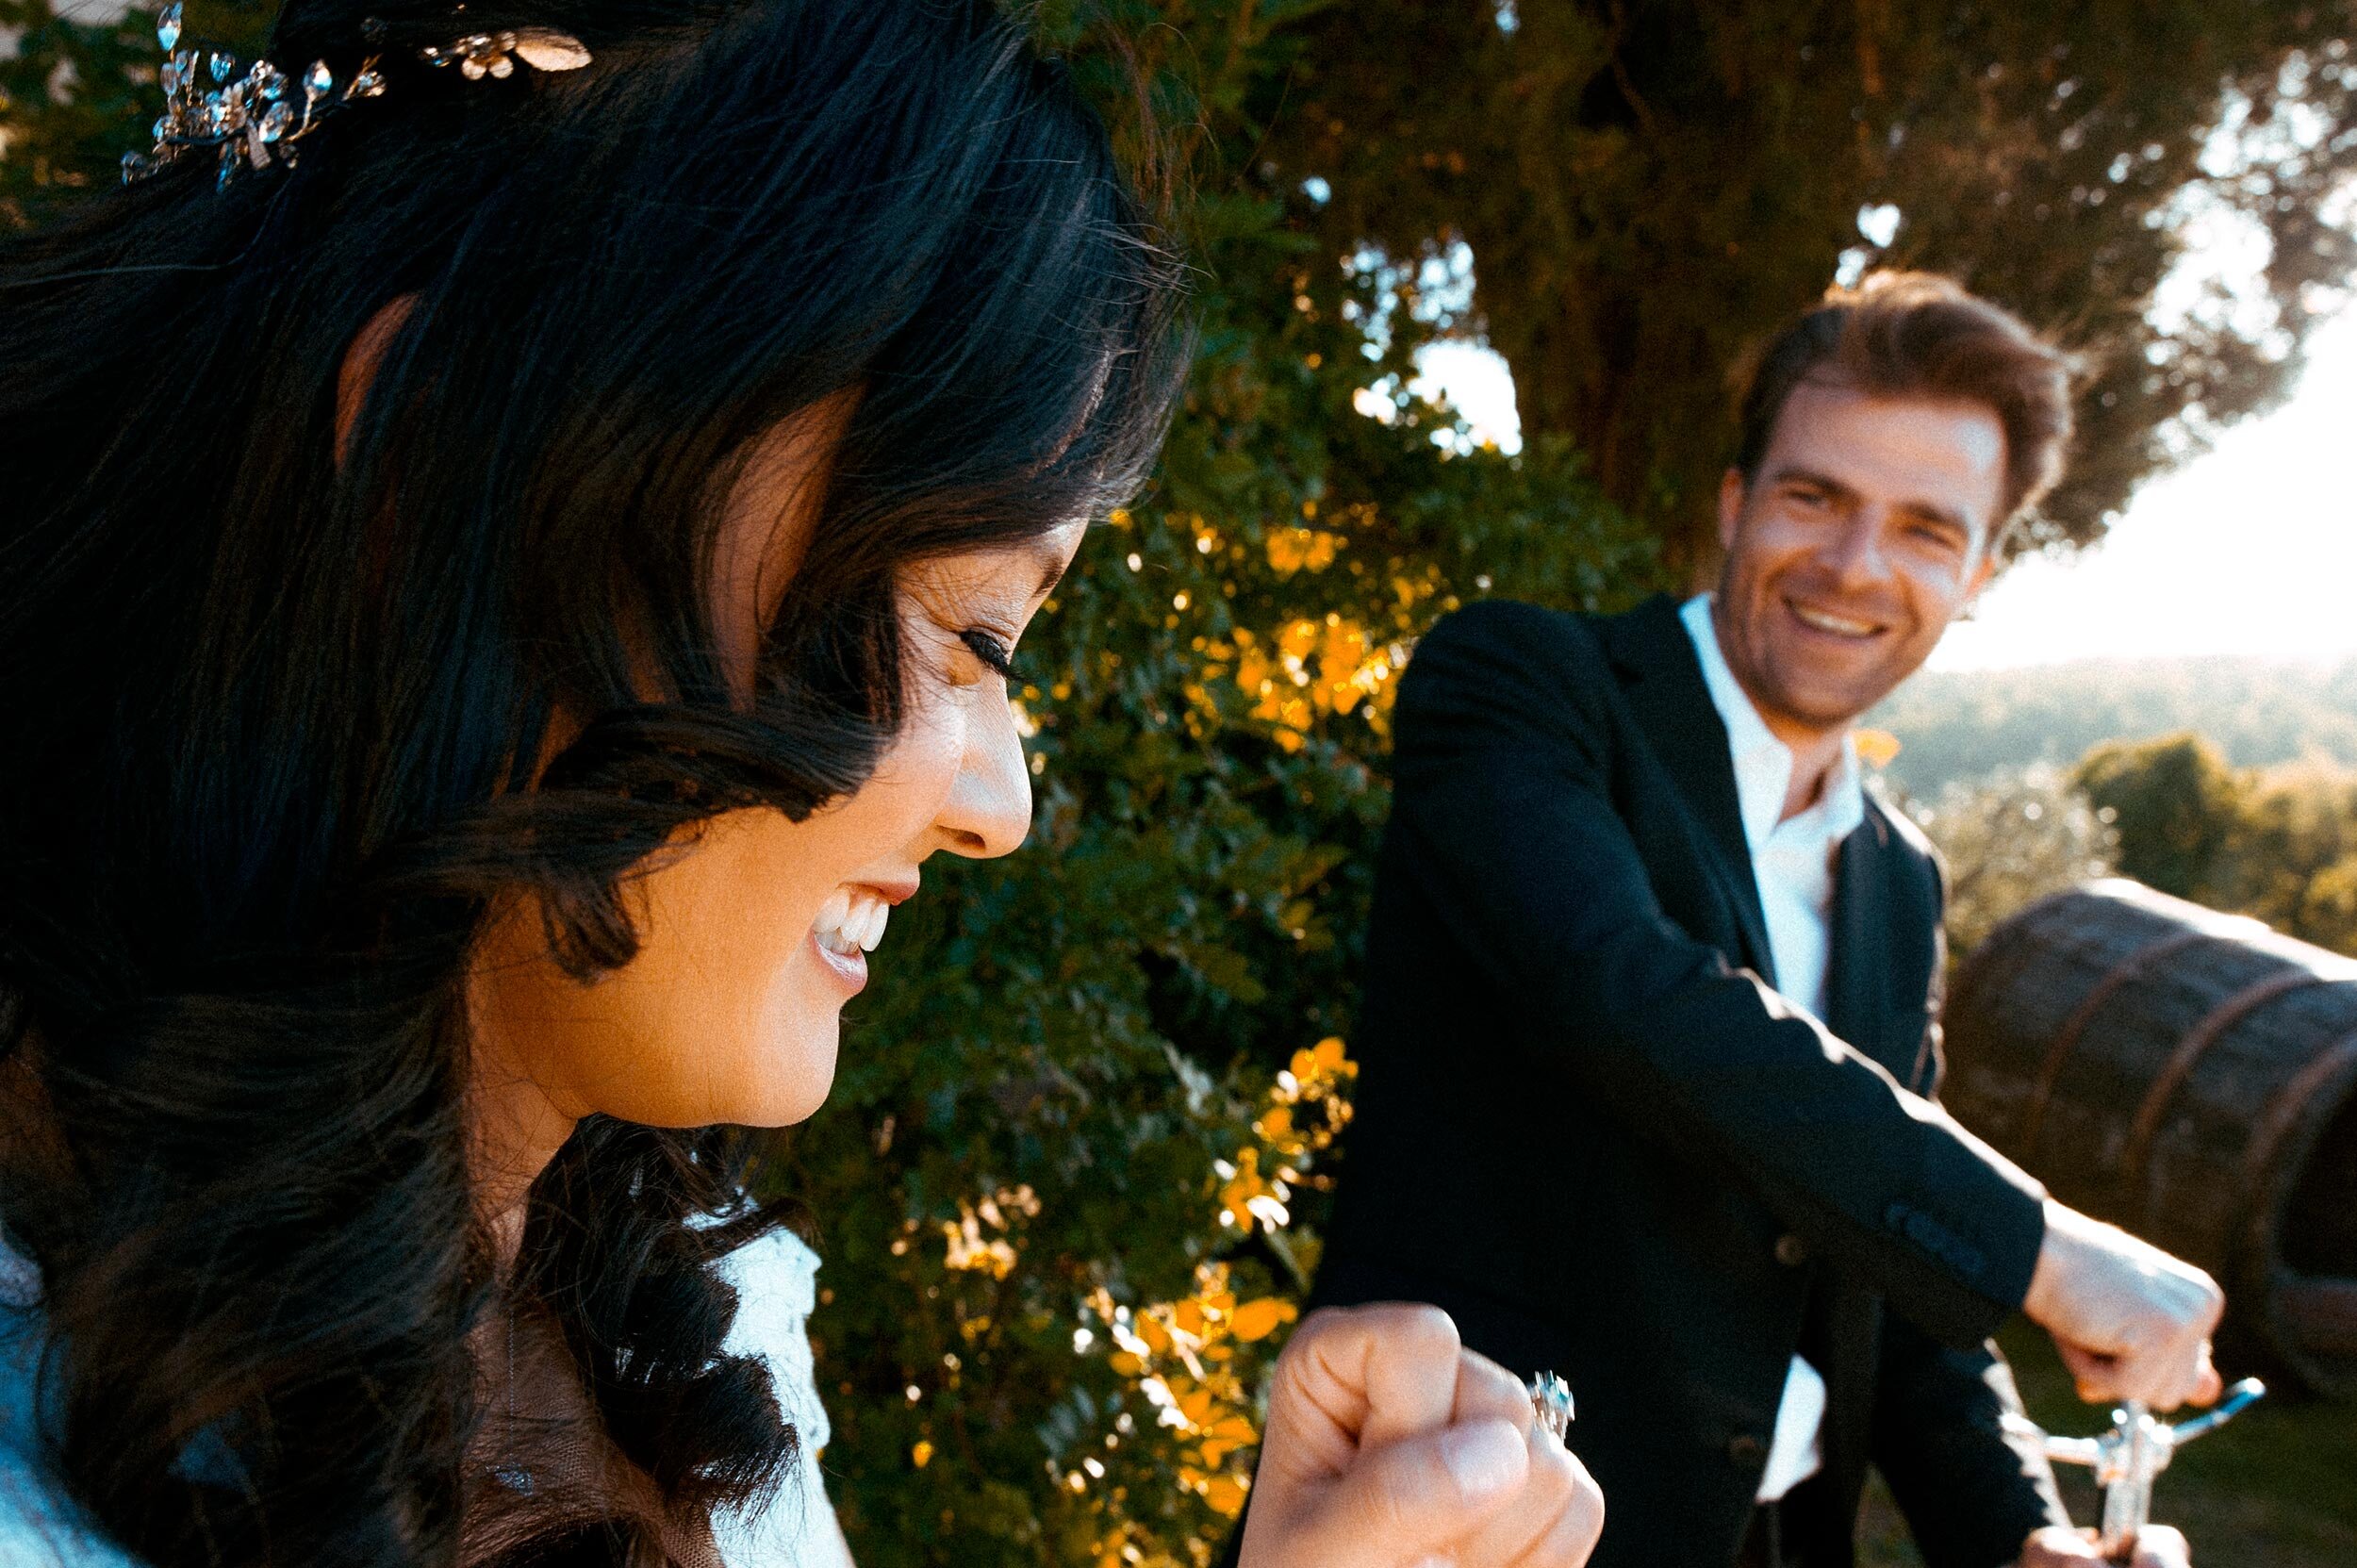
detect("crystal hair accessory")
[124,6,591,190]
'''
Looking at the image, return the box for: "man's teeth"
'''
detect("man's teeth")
[1790,602,1880,637]
[813,888,891,957]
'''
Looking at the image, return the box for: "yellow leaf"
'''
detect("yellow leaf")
[1854,727,1903,769]
[1201,1475,1249,1517]
[1228,1297,1297,1343]
[1207,1414,1260,1444]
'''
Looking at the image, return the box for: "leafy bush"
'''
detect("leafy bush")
[786,13,1658,1558]
[1895,766,2118,958]
[2075,734,2357,957]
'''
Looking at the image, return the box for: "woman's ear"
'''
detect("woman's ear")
[336,295,420,468]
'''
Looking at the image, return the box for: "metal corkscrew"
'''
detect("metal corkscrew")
[2004,1378,2266,1561]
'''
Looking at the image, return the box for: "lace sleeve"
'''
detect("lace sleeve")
[710,1228,846,1567]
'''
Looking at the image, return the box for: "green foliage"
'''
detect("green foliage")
[1897,766,2116,957]
[2072,733,2357,956]
[1870,657,2357,796]
[1251,0,2357,557]
[2074,733,2249,902]
[787,8,1660,1557]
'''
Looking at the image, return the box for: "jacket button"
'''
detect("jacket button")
[1727,1433,1767,1468]
[1774,1232,1809,1268]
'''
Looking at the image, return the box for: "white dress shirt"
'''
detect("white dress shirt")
[1679,594,1866,1505]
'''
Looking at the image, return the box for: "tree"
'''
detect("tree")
[2074,732,2250,903]
[1252,0,2357,558]
[783,8,1660,1556]
[2072,734,2357,957]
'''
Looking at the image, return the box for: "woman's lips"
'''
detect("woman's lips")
[808,880,917,996]
[809,930,868,993]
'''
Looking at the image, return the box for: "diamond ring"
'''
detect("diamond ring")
[1526,1371,1575,1442]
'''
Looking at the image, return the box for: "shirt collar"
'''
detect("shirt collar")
[1678,594,1864,852]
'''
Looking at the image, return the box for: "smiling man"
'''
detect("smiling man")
[1308,274,2224,1568]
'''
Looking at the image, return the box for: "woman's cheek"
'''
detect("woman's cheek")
[539,808,848,1127]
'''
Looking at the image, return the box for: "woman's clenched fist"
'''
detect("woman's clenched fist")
[1238,1304,1606,1568]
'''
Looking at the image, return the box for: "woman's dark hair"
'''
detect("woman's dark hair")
[0,1,1186,1563]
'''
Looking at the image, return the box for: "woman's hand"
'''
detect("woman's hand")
[1238,1304,1605,1568]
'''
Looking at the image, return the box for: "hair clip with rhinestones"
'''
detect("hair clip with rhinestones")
[124,6,590,190]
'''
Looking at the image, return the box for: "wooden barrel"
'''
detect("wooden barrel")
[1945,879,2357,1397]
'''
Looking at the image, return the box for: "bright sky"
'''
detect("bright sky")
[1931,308,2357,670]
[1415,303,2357,673]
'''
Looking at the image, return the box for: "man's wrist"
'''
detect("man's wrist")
[2023,1198,2094,1326]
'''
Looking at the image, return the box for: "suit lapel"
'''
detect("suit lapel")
[1826,803,1901,1071]
[1598,597,1777,983]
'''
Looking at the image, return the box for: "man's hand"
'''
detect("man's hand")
[2023,1200,2224,1411]
[1238,1303,1606,1568]
[2018,1524,2189,1567]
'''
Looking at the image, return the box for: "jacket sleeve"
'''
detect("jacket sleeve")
[1873,1317,2071,1568]
[1387,602,2047,1346]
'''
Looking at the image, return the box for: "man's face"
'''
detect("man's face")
[1714,379,2004,736]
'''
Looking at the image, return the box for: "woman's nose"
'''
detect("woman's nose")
[932,697,1033,860]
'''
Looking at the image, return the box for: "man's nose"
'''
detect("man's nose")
[1818,508,1894,587]
[931,698,1033,861]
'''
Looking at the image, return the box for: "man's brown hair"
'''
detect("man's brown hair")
[1735,272,2076,532]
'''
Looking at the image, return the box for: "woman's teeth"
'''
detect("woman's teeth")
[813,887,891,957]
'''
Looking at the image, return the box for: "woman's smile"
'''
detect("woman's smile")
[808,881,916,992]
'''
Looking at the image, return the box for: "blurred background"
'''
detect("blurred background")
[7,3,2355,1564]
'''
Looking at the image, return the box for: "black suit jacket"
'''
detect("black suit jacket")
[1310,597,2069,1568]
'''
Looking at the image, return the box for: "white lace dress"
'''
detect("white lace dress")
[0,1229,850,1568]
[713,1227,854,1567]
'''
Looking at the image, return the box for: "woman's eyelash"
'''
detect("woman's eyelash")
[960,628,1018,679]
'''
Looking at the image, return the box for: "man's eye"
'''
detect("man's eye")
[960,628,1017,679]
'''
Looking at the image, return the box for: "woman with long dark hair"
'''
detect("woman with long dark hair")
[0,3,1602,1564]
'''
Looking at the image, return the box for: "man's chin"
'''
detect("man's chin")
[1760,644,1924,726]
[1762,674,1893,734]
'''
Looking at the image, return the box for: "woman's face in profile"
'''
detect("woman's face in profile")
[469,404,1086,1139]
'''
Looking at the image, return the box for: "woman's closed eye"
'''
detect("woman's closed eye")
[959,627,1019,680]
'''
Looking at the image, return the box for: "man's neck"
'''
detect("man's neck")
[1770,723,1851,824]
[1704,599,1854,824]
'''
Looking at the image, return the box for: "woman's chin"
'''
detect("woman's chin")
[739,1013,842,1128]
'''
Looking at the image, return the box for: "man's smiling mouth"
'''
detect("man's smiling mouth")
[1786,599,1886,639]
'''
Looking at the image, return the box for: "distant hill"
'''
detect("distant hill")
[1868,656,2357,795]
